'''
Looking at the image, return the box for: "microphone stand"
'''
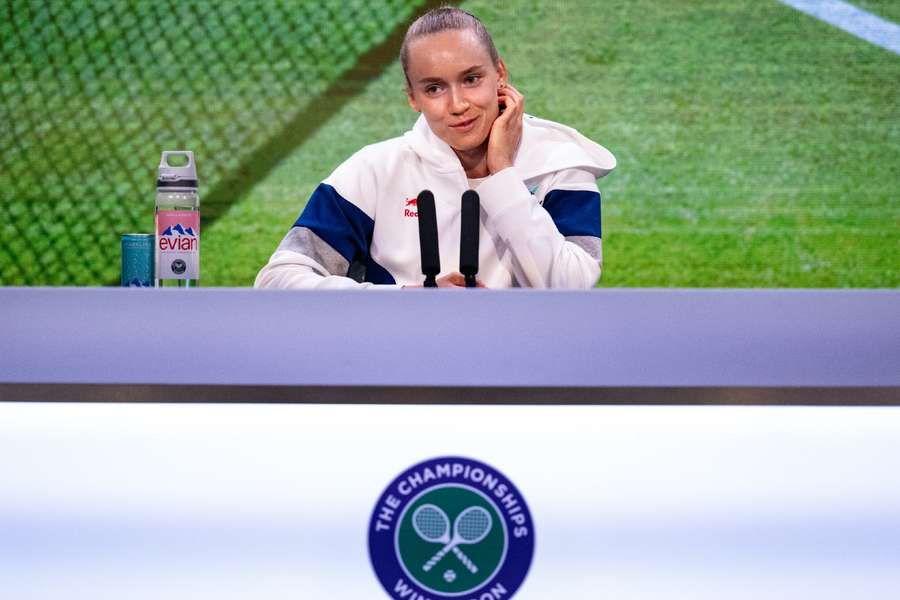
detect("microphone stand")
[460,190,480,288]
[416,190,440,287]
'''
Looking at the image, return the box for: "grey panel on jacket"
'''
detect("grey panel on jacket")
[566,235,602,262]
[277,226,349,276]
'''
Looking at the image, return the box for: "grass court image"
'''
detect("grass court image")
[1,0,897,287]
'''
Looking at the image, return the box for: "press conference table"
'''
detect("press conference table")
[1,288,899,600]
[1,287,897,403]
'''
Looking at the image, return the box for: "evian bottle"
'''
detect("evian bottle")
[155,151,199,287]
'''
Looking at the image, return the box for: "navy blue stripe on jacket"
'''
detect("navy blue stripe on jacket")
[294,183,395,284]
[541,189,602,238]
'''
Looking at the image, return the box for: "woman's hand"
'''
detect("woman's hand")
[486,83,525,175]
[403,272,486,288]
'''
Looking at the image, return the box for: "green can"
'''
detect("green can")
[121,233,155,287]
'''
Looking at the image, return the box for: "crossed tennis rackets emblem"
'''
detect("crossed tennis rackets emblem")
[412,504,493,574]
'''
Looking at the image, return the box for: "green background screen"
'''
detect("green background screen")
[1,0,897,287]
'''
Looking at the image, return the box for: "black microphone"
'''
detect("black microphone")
[416,190,440,287]
[459,190,480,288]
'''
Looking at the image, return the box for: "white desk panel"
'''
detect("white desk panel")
[1,403,898,599]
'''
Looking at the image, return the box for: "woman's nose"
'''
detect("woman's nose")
[448,87,469,115]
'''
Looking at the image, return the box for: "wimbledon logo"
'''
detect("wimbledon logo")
[369,457,534,600]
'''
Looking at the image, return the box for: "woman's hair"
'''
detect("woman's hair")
[400,7,500,85]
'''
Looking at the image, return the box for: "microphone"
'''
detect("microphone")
[416,190,440,287]
[459,190,480,288]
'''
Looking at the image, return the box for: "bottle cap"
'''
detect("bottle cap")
[157,151,198,191]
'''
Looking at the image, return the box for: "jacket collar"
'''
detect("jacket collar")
[403,113,616,180]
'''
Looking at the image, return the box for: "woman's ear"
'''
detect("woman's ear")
[496,59,509,87]
[406,88,420,112]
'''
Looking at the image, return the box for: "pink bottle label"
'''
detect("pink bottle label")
[156,210,200,279]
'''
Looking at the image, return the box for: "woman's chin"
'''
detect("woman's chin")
[446,131,489,154]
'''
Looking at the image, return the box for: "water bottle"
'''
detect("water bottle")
[155,151,200,287]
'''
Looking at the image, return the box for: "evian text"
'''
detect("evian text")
[159,236,197,251]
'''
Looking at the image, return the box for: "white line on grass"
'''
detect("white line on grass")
[779,0,900,55]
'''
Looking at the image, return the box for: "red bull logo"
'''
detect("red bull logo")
[404,197,418,218]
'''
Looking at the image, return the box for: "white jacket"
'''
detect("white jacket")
[254,114,615,289]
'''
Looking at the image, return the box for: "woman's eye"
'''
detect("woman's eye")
[424,85,441,95]
[464,75,481,85]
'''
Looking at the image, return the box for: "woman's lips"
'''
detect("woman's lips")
[449,116,478,133]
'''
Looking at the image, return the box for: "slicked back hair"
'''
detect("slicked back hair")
[400,7,500,87]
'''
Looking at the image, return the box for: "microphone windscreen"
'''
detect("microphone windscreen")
[460,190,480,277]
[417,190,440,277]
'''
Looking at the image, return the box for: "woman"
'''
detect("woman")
[254,7,615,289]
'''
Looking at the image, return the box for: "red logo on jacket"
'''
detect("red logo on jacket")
[404,197,418,218]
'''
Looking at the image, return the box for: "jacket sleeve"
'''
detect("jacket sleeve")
[254,153,398,290]
[476,166,602,288]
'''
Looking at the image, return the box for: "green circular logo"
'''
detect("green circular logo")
[370,457,534,599]
[395,484,507,596]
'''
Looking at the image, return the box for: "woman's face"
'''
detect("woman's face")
[405,29,507,153]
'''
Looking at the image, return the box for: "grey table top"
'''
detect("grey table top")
[1,288,897,395]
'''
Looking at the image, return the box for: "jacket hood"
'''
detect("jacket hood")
[403,113,616,179]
